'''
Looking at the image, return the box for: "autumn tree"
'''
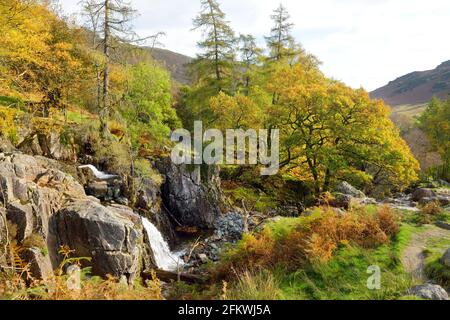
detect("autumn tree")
[267,63,419,194]
[0,0,90,116]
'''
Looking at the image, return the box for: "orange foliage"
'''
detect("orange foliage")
[214,205,400,279]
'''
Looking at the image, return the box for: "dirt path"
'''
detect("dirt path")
[401,225,450,281]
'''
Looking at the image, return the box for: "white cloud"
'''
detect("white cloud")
[59,0,450,91]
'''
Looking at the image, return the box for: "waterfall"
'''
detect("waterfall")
[142,217,184,271]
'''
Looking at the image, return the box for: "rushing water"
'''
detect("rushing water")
[142,217,185,271]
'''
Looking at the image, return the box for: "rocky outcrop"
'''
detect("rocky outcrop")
[157,159,222,229]
[0,152,149,281]
[53,201,144,282]
[18,130,77,163]
[409,284,449,300]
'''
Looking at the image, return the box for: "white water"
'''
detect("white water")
[78,164,119,180]
[142,217,185,271]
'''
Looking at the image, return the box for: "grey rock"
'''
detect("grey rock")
[335,182,366,198]
[6,202,34,241]
[435,221,450,231]
[85,181,108,199]
[214,212,245,241]
[136,178,161,210]
[158,158,221,229]
[409,284,449,300]
[419,196,450,206]
[412,188,436,202]
[331,193,355,209]
[441,248,450,267]
[54,200,144,282]
[22,247,53,280]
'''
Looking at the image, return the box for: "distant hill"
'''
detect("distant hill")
[371,60,450,106]
[148,48,193,85]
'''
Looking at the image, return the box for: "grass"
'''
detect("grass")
[223,186,278,213]
[275,224,417,300]
[423,235,450,288]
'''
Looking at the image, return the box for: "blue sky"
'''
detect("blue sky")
[60,0,450,91]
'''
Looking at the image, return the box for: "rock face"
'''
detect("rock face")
[442,248,450,267]
[54,201,144,281]
[158,159,222,229]
[335,182,366,198]
[409,284,449,300]
[0,152,148,281]
[18,130,77,163]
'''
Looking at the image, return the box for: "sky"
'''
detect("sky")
[60,0,450,91]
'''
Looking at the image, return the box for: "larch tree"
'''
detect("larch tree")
[237,34,262,95]
[265,4,296,62]
[191,0,236,94]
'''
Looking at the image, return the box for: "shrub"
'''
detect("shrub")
[215,205,400,278]
[419,201,443,224]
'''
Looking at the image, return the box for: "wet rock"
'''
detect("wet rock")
[85,181,108,199]
[442,248,450,267]
[158,158,222,229]
[409,284,449,300]
[335,182,366,198]
[411,188,436,202]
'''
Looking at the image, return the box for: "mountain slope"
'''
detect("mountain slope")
[149,48,193,85]
[371,60,450,106]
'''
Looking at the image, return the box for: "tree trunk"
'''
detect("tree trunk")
[100,0,110,137]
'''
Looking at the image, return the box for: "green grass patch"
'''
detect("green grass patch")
[423,235,450,288]
[276,241,414,300]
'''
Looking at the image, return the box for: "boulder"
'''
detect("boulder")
[409,284,449,300]
[85,181,108,199]
[22,247,53,280]
[436,221,450,231]
[441,248,450,267]
[53,200,144,282]
[411,188,436,202]
[330,193,354,209]
[335,182,366,198]
[419,196,450,206]
[157,158,222,229]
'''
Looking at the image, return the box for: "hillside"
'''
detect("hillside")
[371,60,450,106]
[149,48,192,85]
